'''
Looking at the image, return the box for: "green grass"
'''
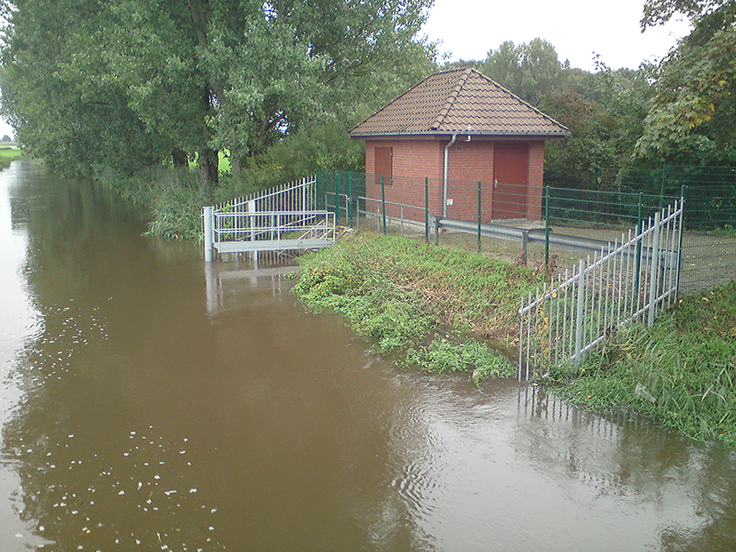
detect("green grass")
[0,146,24,171]
[292,232,548,381]
[550,280,736,448]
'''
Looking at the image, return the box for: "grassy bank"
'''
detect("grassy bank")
[0,146,24,171]
[293,231,735,448]
[550,280,736,448]
[292,232,548,382]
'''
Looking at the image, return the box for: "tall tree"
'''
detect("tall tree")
[0,0,168,177]
[637,0,736,164]
[0,0,434,185]
[480,38,569,106]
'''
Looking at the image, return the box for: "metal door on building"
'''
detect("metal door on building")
[492,142,528,219]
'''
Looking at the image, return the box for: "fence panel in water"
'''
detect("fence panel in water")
[518,201,683,380]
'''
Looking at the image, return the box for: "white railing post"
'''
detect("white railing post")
[247,200,256,242]
[203,206,214,262]
[647,211,662,328]
[574,258,586,363]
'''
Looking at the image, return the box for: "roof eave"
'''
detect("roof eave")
[349,130,570,139]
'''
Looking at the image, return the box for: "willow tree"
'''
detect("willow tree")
[0,0,434,186]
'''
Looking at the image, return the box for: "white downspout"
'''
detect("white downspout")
[443,133,458,218]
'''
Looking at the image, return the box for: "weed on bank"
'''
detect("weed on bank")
[292,232,547,382]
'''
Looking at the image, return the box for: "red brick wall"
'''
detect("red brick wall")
[365,140,444,221]
[363,138,546,223]
[526,141,545,221]
[448,140,494,182]
[446,140,494,222]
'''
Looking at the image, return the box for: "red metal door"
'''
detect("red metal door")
[492,143,528,219]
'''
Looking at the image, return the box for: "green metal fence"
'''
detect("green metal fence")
[545,165,736,231]
[545,166,736,294]
[317,168,736,296]
[315,169,367,228]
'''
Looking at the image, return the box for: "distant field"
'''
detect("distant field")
[0,145,23,170]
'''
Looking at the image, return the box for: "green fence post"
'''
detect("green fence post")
[545,185,550,266]
[636,192,643,294]
[477,181,482,252]
[381,174,387,235]
[659,164,667,209]
[425,177,429,242]
[348,172,353,228]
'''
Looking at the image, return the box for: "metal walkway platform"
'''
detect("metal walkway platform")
[203,206,336,261]
[214,237,334,254]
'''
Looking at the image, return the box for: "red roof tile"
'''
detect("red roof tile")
[349,68,569,138]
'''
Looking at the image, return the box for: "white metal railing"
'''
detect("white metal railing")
[213,175,317,213]
[518,200,684,381]
[203,175,336,260]
[213,210,334,243]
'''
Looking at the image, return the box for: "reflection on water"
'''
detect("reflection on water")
[1,159,735,551]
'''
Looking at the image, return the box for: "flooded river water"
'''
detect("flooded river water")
[1,159,736,551]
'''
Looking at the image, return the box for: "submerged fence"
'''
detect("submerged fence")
[518,200,684,381]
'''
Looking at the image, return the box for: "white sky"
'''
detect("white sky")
[421,0,692,71]
[0,121,12,140]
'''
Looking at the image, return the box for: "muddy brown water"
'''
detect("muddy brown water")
[1,159,736,551]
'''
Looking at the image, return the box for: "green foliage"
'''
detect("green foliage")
[0,0,435,185]
[476,39,657,172]
[292,233,545,382]
[637,0,736,164]
[542,60,657,171]
[406,337,516,382]
[97,166,207,240]
[481,39,569,107]
[550,280,736,448]
[243,119,366,188]
[0,0,167,178]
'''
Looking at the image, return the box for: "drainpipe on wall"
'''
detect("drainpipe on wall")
[443,133,458,218]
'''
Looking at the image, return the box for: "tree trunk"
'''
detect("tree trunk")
[231,157,241,180]
[198,148,219,190]
[172,148,188,168]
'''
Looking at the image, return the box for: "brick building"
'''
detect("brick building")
[349,68,568,222]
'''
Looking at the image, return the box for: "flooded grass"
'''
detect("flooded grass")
[295,229,736,447]
[292,232,548,381]
[551,280,736,448]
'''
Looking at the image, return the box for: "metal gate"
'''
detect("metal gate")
[518,199,684,380]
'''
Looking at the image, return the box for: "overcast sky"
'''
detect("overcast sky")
[421,0,691,71]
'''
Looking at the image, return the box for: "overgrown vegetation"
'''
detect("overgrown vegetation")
[549,280,736,448]
[293,230,736,446]
[292,232,548,382]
